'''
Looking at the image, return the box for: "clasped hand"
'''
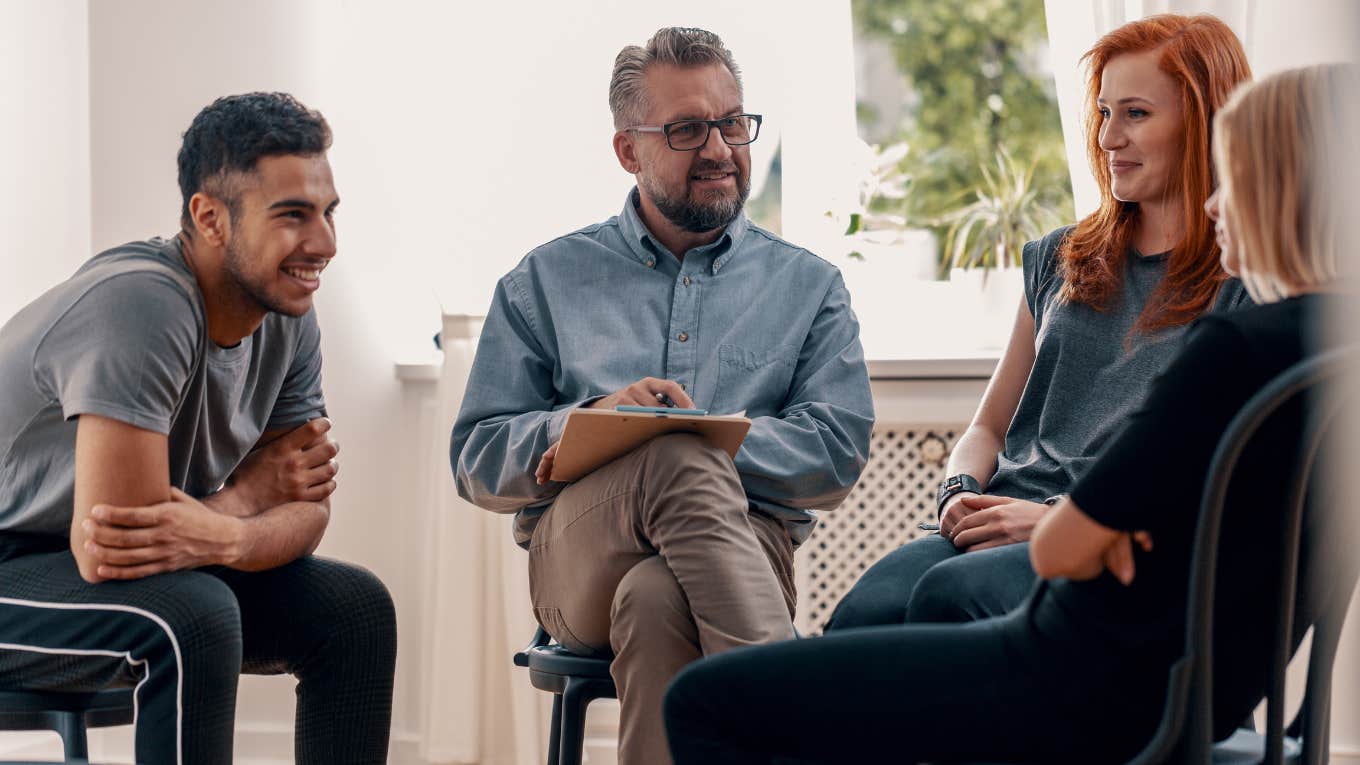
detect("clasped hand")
[942,494,1049,552]
[223,417,340,515]
[535,377,695,484]
[82,488,245,580]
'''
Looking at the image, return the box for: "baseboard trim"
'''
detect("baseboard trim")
[231,725,422,764]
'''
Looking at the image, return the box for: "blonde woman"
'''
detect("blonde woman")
[664,63,1355,765]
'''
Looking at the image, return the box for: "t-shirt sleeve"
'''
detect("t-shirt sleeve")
[266,308,327,431]
[1069,315,1261,533]
[1022,226,1068,325]
[33,271,200,434]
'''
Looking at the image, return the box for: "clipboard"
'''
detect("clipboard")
[549,408,752,482]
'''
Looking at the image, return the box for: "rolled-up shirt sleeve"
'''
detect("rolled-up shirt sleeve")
[735,274,874,510]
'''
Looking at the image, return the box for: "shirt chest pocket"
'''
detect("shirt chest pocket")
[713,343,799,417]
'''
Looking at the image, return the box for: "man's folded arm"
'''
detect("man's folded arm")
[735,275,875,510]
[74,414,329,583]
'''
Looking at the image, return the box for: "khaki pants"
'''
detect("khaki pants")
[528,433,797,765]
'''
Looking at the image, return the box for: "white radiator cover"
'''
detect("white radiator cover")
[793,426,962,635]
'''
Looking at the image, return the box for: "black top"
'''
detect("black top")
[1047,294,1331,736]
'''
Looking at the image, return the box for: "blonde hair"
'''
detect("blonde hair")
[1212,63,1358,302]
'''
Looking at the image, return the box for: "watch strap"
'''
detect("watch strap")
[937,473,982,515]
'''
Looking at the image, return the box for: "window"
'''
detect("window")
[832,0,1072,358]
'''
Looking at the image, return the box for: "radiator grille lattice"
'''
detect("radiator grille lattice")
[794,426,962,635]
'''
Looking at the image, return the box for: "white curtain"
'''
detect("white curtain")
[416,313,549,765]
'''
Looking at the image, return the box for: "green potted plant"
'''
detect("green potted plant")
[937,147,1064,348]
[939,146,1063,279]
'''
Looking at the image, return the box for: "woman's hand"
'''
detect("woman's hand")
[1102,531,1154,585]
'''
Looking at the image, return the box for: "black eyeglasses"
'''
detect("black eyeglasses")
[623,114,762,151]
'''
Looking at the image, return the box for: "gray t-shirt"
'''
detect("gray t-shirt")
[0,237,326,537]
[986,226,1250,501]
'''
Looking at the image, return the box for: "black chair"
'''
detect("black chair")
[514,626,616,765]
[1126,346,1360,765]
[0,688,135,762]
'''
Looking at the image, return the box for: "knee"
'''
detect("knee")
[639,433,737,482]
[824,562,912,631]
[298,559,397,661]
[610,558,693,649]
[904,562,975,623]
[826,536,957,631]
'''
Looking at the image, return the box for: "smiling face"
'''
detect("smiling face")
[1098,50,1185,207]
[222,153,339,317]
[619,63,751,236]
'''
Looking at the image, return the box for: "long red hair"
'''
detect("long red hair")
[1058,14,1251,333]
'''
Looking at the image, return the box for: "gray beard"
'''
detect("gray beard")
[642,171,750,233]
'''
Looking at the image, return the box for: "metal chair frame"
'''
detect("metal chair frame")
[1126,346,1359,765]
[0,688,135,762]
[514,626,617,765]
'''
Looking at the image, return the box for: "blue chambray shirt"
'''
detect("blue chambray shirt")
[450,189,875,547]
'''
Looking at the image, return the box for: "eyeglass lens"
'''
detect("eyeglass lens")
[666,116,759,150]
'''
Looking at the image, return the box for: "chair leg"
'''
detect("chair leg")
[557,678,594,765]
[53,711,89,760]
[546,693,563,765]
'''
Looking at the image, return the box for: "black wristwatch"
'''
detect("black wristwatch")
[936,474,982,516]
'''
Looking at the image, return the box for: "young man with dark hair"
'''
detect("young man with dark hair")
[0,92,396,765]
[451,27,873,765]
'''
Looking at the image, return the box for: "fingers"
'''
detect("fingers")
[939,492,980,536]
[168,487,196,504]
[83,520,159,548]
[950,510,1005,549]
[650,379,696,409]
[84,539,168,566]
[1104,535,1136,585]
[964,537,1013,553]
[297,480,338,503]
[959,494,1012,510]
[95,560,175,581]
[288,417,332,448]
[90,504,162,528]
[299,436,340,469]
[1133,531,1154,552]
[614,378,696,409]
[302,458,340,488]
[535,442,560,485]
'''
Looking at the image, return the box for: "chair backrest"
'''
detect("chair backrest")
[1127,345,1360,765]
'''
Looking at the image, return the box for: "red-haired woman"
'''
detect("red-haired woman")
[828,13,1253,632]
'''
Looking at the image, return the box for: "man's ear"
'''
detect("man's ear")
[187,192,230,247]
[614,131,641,174]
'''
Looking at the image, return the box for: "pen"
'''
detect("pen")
[655,392,677,408]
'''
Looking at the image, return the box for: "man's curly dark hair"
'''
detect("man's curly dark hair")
[177,92,332,231]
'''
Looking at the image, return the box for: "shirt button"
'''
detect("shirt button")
[678,332,689,342]
[683,275,692,286]
[646,259,655,268]
[713,261,723,273]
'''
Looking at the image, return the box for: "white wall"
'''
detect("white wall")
[0,0,91,321]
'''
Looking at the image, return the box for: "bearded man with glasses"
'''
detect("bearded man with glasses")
[451,26,873,765]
